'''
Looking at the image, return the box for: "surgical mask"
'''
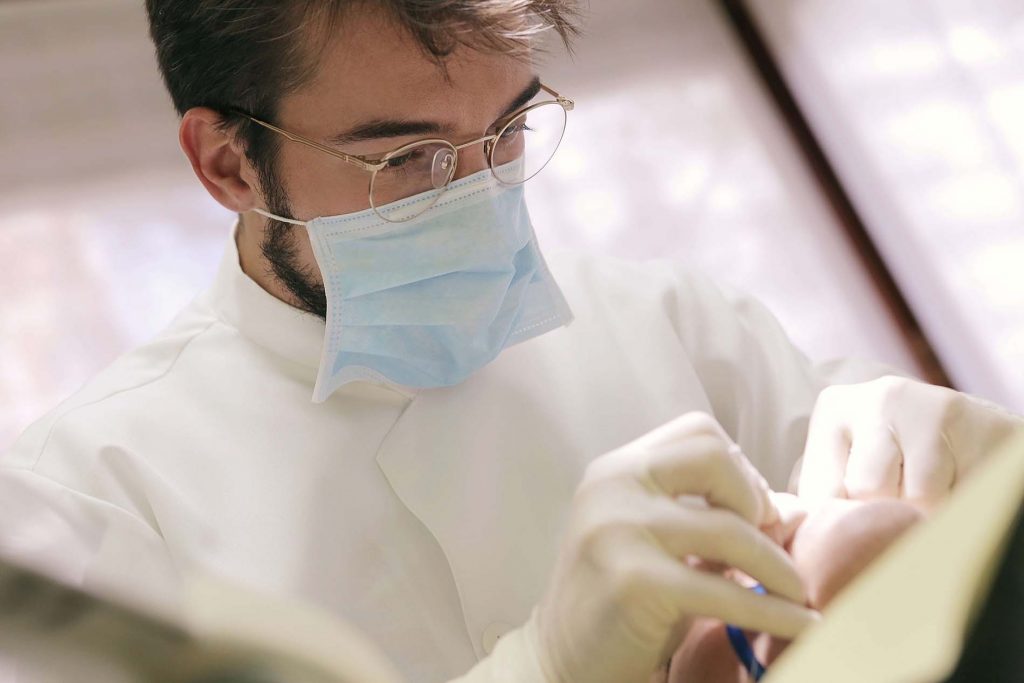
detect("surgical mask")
[255,162,574,402]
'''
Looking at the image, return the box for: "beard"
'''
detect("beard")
[260,214,328,320]
[255,156,328,318]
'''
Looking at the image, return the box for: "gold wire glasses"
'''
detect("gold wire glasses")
[233,83,574,222]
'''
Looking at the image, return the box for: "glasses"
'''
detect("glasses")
[233,83,573,223]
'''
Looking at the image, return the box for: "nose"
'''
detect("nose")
[452,141,491,181]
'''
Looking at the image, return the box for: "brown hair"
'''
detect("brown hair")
[145,0,581,186]
[145,0,580,315]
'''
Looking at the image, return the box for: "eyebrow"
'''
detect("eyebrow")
[325,75,543,147]
[499,75,543,120]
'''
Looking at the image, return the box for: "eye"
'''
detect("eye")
[499,122,531,141]
[384,148,425,170]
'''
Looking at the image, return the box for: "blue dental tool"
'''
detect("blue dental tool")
[725,583,768,681]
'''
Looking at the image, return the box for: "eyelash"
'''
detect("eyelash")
[384,149,424,169]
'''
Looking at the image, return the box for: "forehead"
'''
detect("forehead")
[280,6,532,129]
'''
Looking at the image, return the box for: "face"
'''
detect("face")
[237,8,536,316]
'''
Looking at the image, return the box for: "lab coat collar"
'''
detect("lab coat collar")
[207,220,327,372]
[207,220,418,402]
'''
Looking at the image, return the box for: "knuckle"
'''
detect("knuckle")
[940,388,965,419]
[809,389,844,427]
[608,560,654,603]
[578,517,633,558]
[580,460,607,487]
[815,383,844,407]
[582,451,629,486]
[815,383,856,418]
[872,375,907,391]
[686,432,731,469]
[571,473,605,507]
[680,411,724,438]
[704,441,741,479]
[872,375,912,404]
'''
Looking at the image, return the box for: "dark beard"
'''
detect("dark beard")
[260,217,328,320]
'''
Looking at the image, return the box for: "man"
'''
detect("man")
[1,2,1020,681]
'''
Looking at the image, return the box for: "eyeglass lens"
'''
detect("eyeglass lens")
[491,101,568,185]
[370,100,568,222]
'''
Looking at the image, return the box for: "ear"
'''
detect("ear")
[179,107,260,213]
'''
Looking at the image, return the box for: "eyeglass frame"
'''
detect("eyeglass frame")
[229,82,574,222]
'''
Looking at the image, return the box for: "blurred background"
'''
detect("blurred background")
[1,0,1022,450]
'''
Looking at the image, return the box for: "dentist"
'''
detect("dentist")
[2,1,1020,681]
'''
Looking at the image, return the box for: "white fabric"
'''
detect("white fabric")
[1,222,888,682]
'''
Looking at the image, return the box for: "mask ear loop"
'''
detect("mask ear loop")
[725,583,768,681]
[252,207,307,226]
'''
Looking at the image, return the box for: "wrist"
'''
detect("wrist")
[448,611,554,683]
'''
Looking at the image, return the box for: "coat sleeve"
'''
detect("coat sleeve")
[0,467,178,589]
[662,268,904,490]
[0,466,184,682]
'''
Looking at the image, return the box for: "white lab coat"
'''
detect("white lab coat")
[0,224,888,682]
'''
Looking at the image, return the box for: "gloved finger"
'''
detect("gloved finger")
[728,443,775,528]
[762,492,808,549]
[630,411,734,453]
[682,569,820,639]
[902,432,956,504]
[797,411,851,506]
[650,505,806,605]
[844,423,902,500]
[645,555,819,639]
[642,417,767,525]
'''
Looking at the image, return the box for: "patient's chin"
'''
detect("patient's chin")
[667,617,792,683]
[666,618,745,683]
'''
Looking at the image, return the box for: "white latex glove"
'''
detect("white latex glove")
[798,376,1024,507]
[451,412,818,683]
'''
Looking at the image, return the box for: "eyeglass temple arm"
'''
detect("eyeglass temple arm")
[229,111,385,172]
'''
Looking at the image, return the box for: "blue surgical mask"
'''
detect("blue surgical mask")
[255,163,574,402]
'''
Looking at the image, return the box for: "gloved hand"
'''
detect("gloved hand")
[798,376,1024,507]
[451,412,818,683]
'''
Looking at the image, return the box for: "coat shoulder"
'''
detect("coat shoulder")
[544,251,721,310]
[3,302,221,471]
